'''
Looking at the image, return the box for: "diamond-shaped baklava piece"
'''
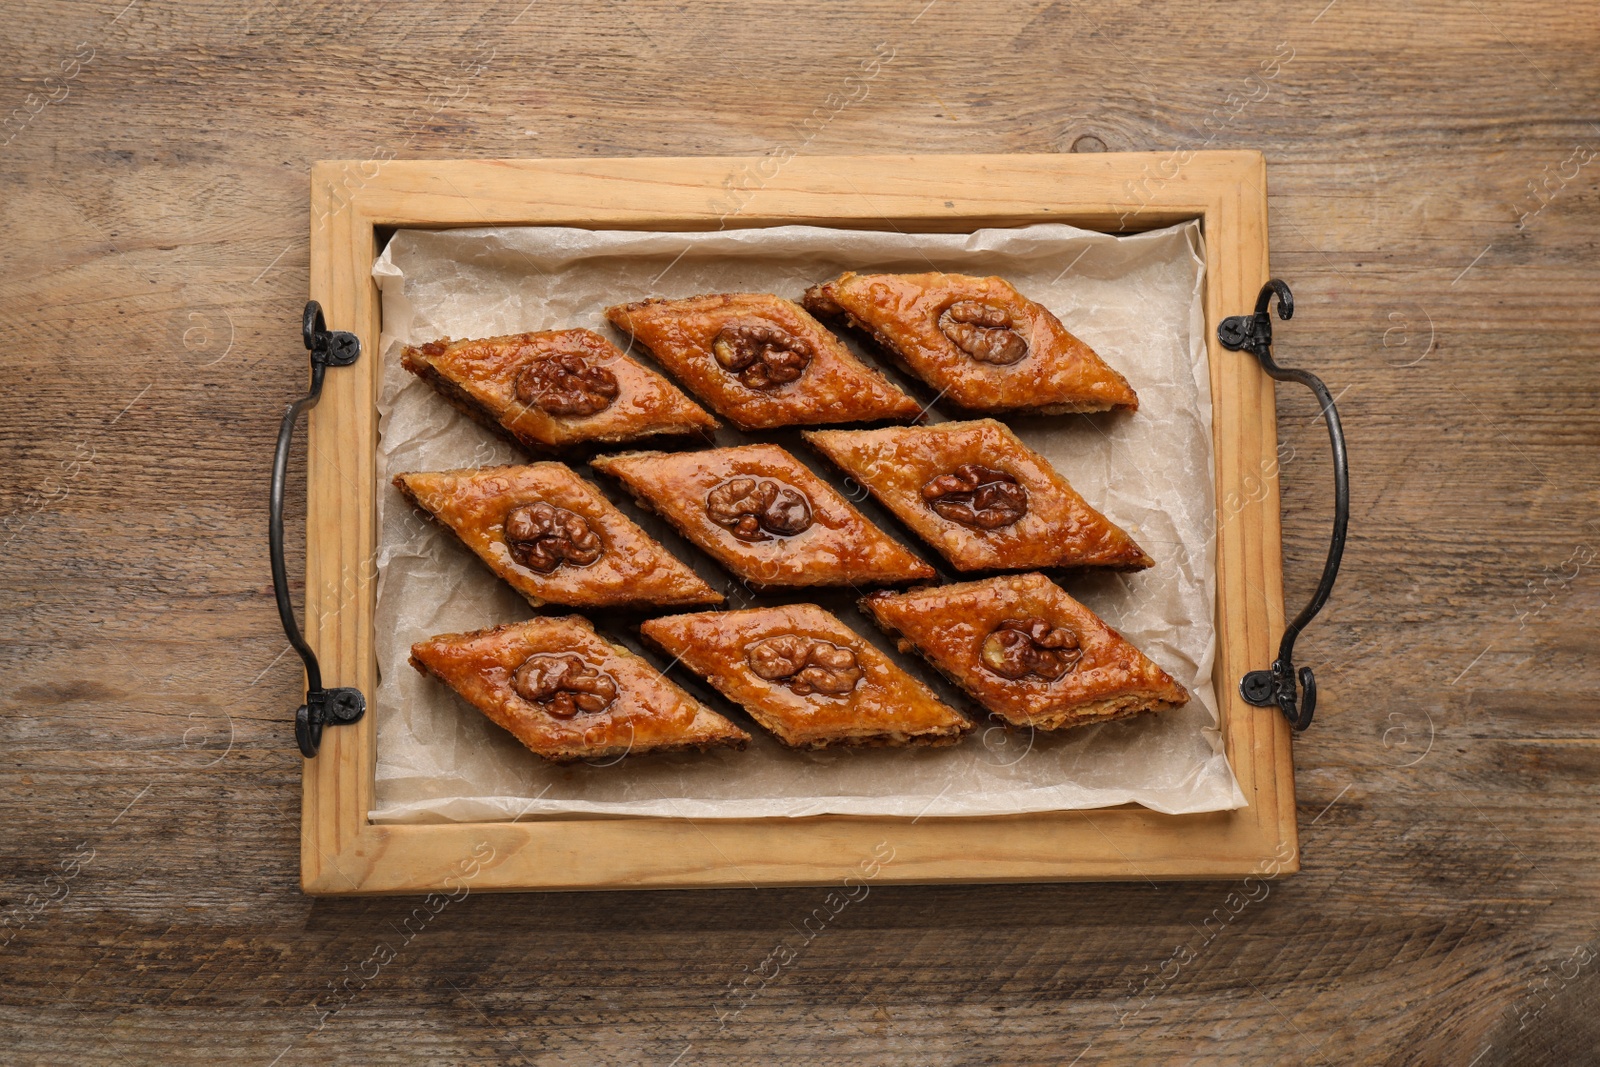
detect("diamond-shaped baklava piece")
[803,272,1138,414]
[603,293,922,430]
[393,463,721,609]
[589,444,935,591]
[641,604,971,749]
[400,328,717,452]
[410,617,750,763]
[805,419,1151,571]
[861,572,1189,731]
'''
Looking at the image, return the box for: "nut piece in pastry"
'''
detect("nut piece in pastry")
[803,272,1138,414]
[805,419,1151,572]
[393,462,722,609]
[590,444,936,592]
[511,653,618,716]
[641,604,970,749]
[410,617,749,764]
[604,293,922,431]
[921,463,1028,530]
[503,501,605,572]
[400,328,717,453]
[979,618,1081,680]
[705,477,813,542]
[745,634,862,696]
[861,572,1189,731]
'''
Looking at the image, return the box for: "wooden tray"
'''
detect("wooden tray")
[299,152,1294,894]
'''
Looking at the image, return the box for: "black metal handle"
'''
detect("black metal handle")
[1218,280,1349,732]
[270,301,366,758]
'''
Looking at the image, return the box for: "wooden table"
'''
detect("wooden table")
[3,2,1596,1063]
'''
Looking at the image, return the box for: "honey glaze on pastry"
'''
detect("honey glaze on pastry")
[861,572,1189,731]
[641,604,970,748]
[400,328,716,452]
[393,463,722,609]
[590,444,936,591]
[803,272,1138,414]
[604,293,922,431]
[804,420,1151,572]
[410,617,749,764]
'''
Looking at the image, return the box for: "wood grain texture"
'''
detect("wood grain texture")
[1,0,1596,1063]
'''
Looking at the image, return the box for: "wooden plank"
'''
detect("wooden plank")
[347,152,1230,230]
[1206,160,1299,869]
[299,153,1293,893]
[336,811,1289,894]
[301,169,381,889]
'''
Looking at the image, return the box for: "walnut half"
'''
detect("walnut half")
[746,634,863,696]
[937,301,1029,365]
[711,320,813,390]
[504,502,605,572]
[705,477,813,542]
[921,464,1028,530]
[514,349,620,417]
[979,618,1081,681]
[512,653,618,717]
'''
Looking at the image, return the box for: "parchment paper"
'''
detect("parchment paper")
[369,220,1245,821]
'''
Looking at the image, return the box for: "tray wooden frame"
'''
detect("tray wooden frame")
[300,152,1294,894]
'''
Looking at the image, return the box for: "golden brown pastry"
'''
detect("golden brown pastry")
[400,328,716,452]
[393,463,722,609]
[641,604,971,749]
[861,572,1189,731]
[804,419,1151,571]
[603,293,923,430]
[803,272,1138,414]
[410,617,750,763]
[589,444,936,592]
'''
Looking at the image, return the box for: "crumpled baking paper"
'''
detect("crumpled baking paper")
[369,220,1245,821]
